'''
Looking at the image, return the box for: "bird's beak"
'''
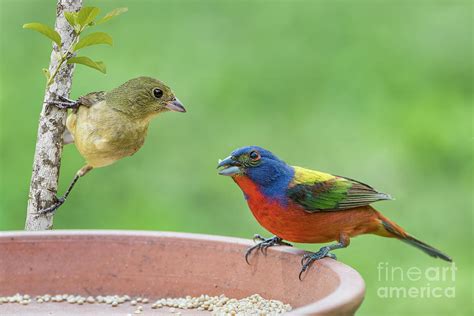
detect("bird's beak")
[165,98,186,113]
[217,156,241,176]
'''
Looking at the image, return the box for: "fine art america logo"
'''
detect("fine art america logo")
[376,262,457,298]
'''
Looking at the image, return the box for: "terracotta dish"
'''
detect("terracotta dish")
[0,230,365,315]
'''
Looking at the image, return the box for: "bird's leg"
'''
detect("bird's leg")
[38,165,93,214]
[299,235,350,280]
[45,95,79,110]
[245,234,293,264]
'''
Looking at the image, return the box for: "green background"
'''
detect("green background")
[0,0,472,315]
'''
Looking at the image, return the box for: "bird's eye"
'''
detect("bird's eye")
[249,151,260,161]
[153,88,163,99]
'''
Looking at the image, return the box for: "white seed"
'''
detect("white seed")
[2,293,291,314]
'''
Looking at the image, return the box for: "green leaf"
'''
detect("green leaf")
[74,32,113,51]
[64,12,77,28]
[67,56,106,74]
[96,7,128,25]
[23,23,61,46]
[64,12,81,33]
[77,7,100,28]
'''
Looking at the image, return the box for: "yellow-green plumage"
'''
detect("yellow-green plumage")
[67,76,185,168]
[292,166,335,183]
[41,76,186,214]
[67,99,151,168]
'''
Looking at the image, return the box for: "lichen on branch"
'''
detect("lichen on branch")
[25,0,83,231]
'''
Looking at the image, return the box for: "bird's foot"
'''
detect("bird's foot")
[245,235,292,264]
[45,96,78,109]
[38,196,65,215]
[299,246,337,280]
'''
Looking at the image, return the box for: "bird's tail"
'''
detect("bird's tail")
[375,211,452,262]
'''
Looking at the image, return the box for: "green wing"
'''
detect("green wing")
[287,166,392,212]
[77,91,106,107]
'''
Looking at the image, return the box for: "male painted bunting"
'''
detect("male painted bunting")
[42,76,186,213]
[217,146,452,279]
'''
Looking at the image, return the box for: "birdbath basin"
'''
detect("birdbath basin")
[0,230,365,315]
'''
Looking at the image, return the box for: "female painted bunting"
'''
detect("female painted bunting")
[217,146,452,279]
[42,76,186,213]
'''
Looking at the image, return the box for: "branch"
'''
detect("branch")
[25,0,83,230]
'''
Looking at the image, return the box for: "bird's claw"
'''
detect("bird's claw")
[299,247,337,280]
[252,234,266,243]
[326,253,337,260]
[245,236,292,264]
[38,196,65,215]
[45,96,78,110]
[57,95,74,103]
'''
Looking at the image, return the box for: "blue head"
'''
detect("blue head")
[217,146,294,199]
